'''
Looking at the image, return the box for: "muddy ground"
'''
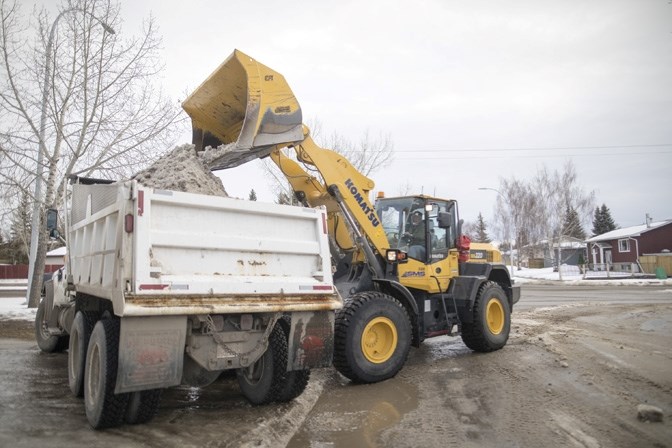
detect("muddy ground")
[1,295,670,447]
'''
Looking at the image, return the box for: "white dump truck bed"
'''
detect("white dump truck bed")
[67,180,341,316]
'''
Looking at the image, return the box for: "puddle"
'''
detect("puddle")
[288,377,419,448]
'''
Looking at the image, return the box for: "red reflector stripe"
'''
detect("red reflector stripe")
[124,214,134,233]
[313,285,333,291]
[139,284,169,290]
[138,190,144,216]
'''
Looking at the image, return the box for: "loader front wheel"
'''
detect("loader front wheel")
[68,311,96,397]
[334,292,411,384]
[461,281,511,352]
[236,325,287,405]
[85,318,129,429]
[35,299,68,353]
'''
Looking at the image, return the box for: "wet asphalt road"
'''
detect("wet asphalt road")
[1,284,671,447]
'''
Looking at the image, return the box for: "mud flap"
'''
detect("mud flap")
[116,316,187,394]
[287,311,334,370]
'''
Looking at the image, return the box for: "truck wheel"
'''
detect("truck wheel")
[35,299,68,353]
[333,292,411,384]
[461,281,511,352]
[68,311,96,397]
[84,319,129,429]
[276,320,310,402]
[125,389,163,424]
[236,325,287,405]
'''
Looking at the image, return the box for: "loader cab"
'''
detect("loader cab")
[375,196,458,263]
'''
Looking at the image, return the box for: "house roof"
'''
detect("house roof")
[46,246,67,256]
[585,220,672,243]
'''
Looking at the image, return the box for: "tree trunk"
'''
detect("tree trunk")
[27,208,48,308]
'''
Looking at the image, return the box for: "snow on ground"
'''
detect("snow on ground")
[1,268,670,323]
[0,295,36,322]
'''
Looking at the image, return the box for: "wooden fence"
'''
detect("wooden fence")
[0,264,62,279]
[639,254,672,276]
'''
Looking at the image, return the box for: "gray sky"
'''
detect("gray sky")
[68,1,672,228]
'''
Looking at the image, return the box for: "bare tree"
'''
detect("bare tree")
[533,163,594,278]
[0,0,184,306]
[494,162,594,276]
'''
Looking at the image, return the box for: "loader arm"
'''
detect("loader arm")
[269,149,355,252]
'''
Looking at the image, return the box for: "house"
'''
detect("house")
[519,236,585,269]
[45,246,66,267]
[585,220,672,272]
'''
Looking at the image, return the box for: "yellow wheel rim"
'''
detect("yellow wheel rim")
[361,317,398,363]
[486,298,505,335]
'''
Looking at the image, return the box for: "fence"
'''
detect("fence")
[0,264,62,279]
[639,254,672,277]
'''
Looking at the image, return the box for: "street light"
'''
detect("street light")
[478,187,515,275]
[26,8,114,305]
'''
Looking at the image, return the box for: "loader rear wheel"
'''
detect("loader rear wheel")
[334,292,411,384]
[68,311,96,397]
[125,389,162,425]
[237,325,287,405]
[35,299,68,353]
[85,319,129,429]
[461,281,511,352]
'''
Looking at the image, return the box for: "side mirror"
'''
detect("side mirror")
[46,208,59,239]
[437,211,453,229]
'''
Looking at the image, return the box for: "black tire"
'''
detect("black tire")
[68,311,96,397]
[236,325,288,405]
[461,281,511,352]
[84,319,129,429]
[35,299,68,353]
[276,320,310,402]
[333,291,411,384]
[125,389,163,425]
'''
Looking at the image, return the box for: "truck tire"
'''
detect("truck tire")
[84,318,129,429]
[276,320,310,402]
[125,389,162,425]
[333,292,411,384]
[236,325,287,405]
[461,281,511,352]
[35,299,68,353]
[68,311,96,397]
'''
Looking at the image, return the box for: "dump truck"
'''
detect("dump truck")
[181,50,520,385]
[35,179,340,428]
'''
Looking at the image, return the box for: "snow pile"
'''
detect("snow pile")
[0,296,36,321]
[132,144,229,197]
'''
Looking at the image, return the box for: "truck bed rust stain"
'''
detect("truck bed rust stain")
[124,294,341,311]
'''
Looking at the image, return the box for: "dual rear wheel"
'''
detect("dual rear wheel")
[81,318,162,429]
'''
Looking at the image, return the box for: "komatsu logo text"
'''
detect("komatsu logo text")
[344,179,380,227]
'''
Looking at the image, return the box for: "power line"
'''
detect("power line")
[393,143,672,153]
[395,150,672,161]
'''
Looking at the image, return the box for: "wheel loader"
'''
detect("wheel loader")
[182,49,520,383]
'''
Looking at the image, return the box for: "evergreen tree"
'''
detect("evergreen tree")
[8,191,32,264]
[248,189,257,201]
[562,205,586,239]
[474,212,491,243]
[276,192,292,205]
[591,203,618,236]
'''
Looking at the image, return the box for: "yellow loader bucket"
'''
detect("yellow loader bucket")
[182,49,303,169]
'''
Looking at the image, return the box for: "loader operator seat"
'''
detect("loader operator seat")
[405,211,426,261]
